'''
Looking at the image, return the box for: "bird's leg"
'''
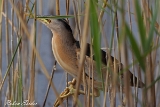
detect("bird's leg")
[53,78,84,107]
[53,78,100,107]
[92,88,100,97]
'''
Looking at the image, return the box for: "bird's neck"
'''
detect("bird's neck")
[52,31,76,46]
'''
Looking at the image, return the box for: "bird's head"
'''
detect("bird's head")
[37,16,76,44]
[37,17,72,34]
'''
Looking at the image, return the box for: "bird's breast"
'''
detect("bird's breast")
[51,34,78,77]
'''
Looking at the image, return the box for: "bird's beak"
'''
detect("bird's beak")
[37,18,50,24]
[35,15,51,24]
[25,13,50,24]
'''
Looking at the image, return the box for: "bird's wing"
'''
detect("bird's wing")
[75,41,145,88]
[76,49,107,82]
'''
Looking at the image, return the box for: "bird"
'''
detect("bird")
[37,17,144,97]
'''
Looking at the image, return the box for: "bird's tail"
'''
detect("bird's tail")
[129,71,145,88]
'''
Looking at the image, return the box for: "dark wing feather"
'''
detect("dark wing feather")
[75,41,144,88]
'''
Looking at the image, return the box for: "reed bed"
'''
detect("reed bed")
[0,0,160,107]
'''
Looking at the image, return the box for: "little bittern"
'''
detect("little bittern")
[38,17,144,93]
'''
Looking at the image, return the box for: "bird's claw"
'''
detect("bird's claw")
[53,78,100,107]
[53,78,77,107]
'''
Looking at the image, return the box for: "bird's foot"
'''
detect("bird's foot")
[53,78,100,107]
[54,78,85,107]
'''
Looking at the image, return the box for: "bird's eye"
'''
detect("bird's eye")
[46,19,51,23]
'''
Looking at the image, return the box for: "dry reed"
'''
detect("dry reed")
[0,0,159,107]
